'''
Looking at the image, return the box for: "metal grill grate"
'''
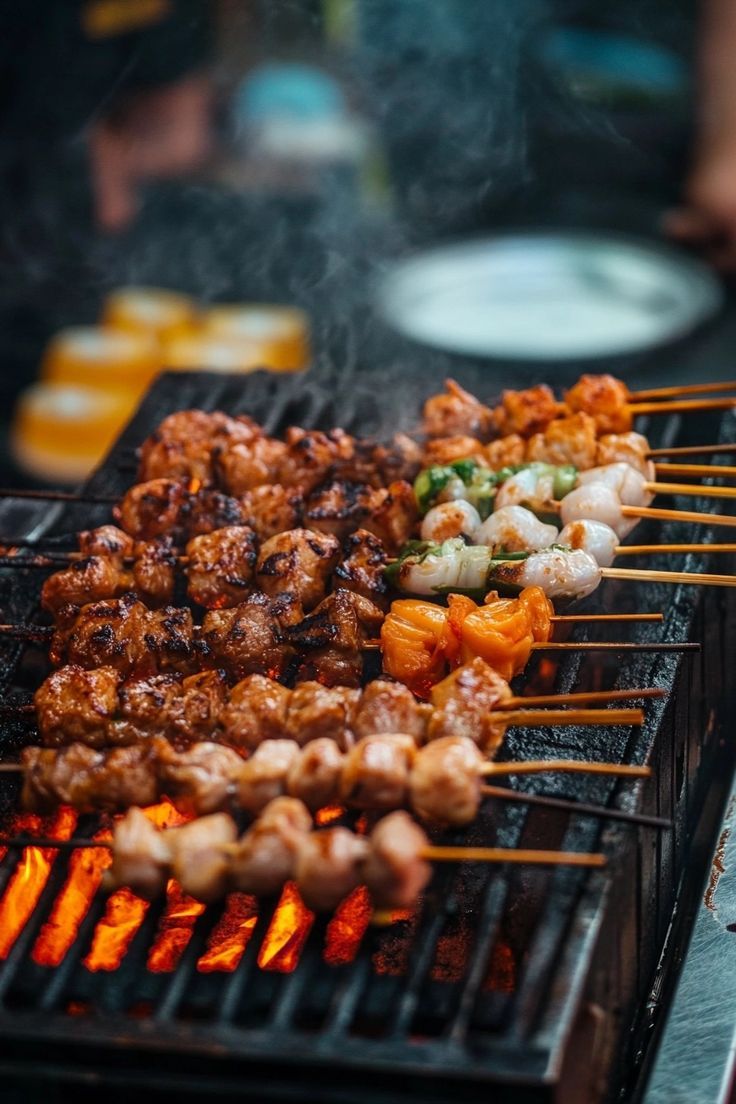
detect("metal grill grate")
[0,369,732,1103]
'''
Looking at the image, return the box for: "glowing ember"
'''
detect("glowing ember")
[258,882,313,972]
[323,886,372,966]
[197,894,259,972]
[483,940,516,993]
[314,805,345,826]
[372,911,418,976]
[188,478,202,494]
[33,836,111,967]
[84,802,189,973]
[0,808,77,959]
[147,882,204,973]
[430,920,471,983]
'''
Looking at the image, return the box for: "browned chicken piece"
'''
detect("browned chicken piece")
[185,525,258,609]
[220,673,291,751]
[352,680,429,741]
[106,807,173,900]
[333,529,389,610]
[229,796,312,897]
[361,481,418,553]
[595,431,653,478]
[215,436,289,495]
[50,594,153,674]
[200,591,300,681]
[408,736,484,827]
[564,373,632,435]
[21,743,158,813]
[289,589,384,687]
[35,664,121,748]
[360,811,432,909]
[284,682,360,749]
[491,384,564,439]
[77,525,135,557]
[286,739,344,812]
[138,410,262,483]
[111,670,228,749]
[423,379,496,440]
[256,528,339,611]
[525,411,598,470]
[422,435,487,468]
[132,538,177,605]
[41,556,133,615]
[483,434,526,469]
[294,826,369,912]
[278,426,356,492]
[154,737,244,816]
[187,489,251,537]
[371,433,423,485]
[235,738,301,816]
[115,478,191,540]
[340,733,416,811]
[240,483,304,541]
[166,813,238,903]
[302,481,377,541]
[142,605,197,674]
[426,657,512,751]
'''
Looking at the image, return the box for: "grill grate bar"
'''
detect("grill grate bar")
[154,903,226,1021]
[38,896,108,1011]
[322,935,378,1037]
[94,900,166,1014]
[0,849,74,1004]
[267,917,330,1030]
[216,905,274,1024]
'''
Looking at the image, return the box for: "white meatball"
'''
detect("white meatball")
[559,482,626,537]
[494,548,601,600]
[577,462,651,507]
[475,505,559,552]
[421,500,482,543]
[558,520,619,567]
[495,468,555,512]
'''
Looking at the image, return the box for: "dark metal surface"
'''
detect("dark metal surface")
[0,368,733,1103]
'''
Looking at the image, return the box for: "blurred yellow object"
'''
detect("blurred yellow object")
[41,326,160,396]
[102,286,198,343]
[202,304,310,371]
[12,383,138,485]
[163,332,276,373]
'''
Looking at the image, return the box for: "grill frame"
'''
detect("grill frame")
[0,368,733,1103]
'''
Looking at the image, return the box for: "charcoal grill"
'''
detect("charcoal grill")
[0,368,734,1104]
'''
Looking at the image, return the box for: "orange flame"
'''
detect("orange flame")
[197,894,259,973]
[323,886,372,966]
[258,882,313,972]
[33,835,112,967]
[314,805,345,826]
[146,881,205,973]
[0,808,77,959]
[188,478,202,495]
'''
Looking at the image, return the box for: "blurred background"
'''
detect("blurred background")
[1,0,732,485]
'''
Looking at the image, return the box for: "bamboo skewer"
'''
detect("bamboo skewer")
[629,397,736,416]
[616,543,736,555]
[653,463,736,479]
[0,489,116,504]
[601,566,736,588]
[631,380,736,401]
[619,503,736,528]
[479,784,669,829]
[421,845,605,867]
[485,708,643,728]
[502,687,665,708]
[481,760,650,778]
[643,481,736,501]
[647,444,736,458]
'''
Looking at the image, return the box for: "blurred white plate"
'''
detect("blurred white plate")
[377,232,723,360]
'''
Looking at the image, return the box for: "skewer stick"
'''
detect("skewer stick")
[653,463,736,479]
[481,760,650,778]
[486,708,643,728]
[0,489,117,504]
[549,612,662,623]
[421,845,605,867]
[479,783,670,829]
[643,480,736,500]
[531,642,699,653]
[620,503,736,528]
[647,444,736,458]
[602,566,736,588]
[629,397,736,416]
[502,687,664,708]
[630,380,736,401]
[616,543,736,555]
